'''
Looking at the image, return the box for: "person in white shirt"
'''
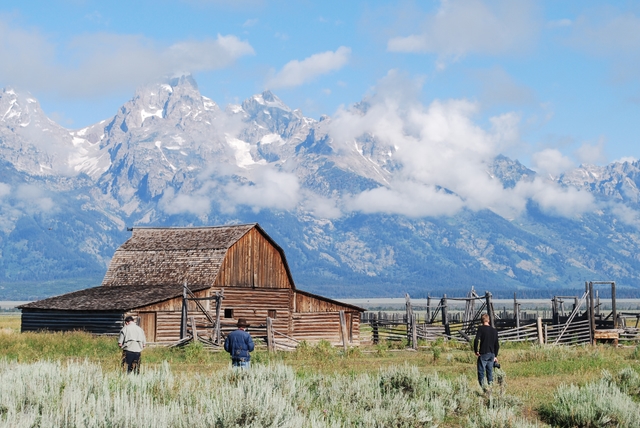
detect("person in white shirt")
[118,316,147,373]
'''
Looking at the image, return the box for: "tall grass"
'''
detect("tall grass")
[0,360,541,427]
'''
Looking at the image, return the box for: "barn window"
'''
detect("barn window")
[224,308,234,318]
[268,310,277,319]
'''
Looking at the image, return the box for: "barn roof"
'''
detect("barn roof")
[101,223,296,288]
[17,284,208,311]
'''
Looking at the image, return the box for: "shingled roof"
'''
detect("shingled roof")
[18,283,209,311]
[100,223,289,288]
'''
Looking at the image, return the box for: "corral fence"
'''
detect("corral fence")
[361,281,640,348]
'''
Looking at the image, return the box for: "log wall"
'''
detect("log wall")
[21,310,124,334]
[215,287,292,334]
[291,312,360,345]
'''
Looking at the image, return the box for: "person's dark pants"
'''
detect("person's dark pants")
[477,353,495,387]
[231,359,250,369]
[123,350,141,374]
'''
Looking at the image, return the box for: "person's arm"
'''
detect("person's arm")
[473,331,480,356]
[118,329,125,348]
[224,335,230,353]
[494,330,499,359]
[247,333,255,352]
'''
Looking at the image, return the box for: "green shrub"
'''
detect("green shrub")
[539,377,640,427]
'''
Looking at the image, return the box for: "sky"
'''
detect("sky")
[1,0,640,173]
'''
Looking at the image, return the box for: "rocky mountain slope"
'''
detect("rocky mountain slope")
[1,76,640,299]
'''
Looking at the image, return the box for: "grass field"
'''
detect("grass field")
[1,315,639,427]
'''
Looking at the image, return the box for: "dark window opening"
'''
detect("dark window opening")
[268,309,277,319]
[224,308,234,318]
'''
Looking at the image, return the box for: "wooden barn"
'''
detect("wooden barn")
[19,224,364,346]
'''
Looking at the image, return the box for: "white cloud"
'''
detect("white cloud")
[387,0,539,65]
[158,187,211,217]
[15,184,56,214]
[0,17,254,97]
[265,46,351,89]
[346,183,464,218]
[243,18,258,27]
[221,167,300,212]
[476,67,536,106]
[319,70,593,220]
[574,139,607,165]
[532,148,575,177]
[548,18,572,28]
[567,9,640,81]
[515,178,594,217]
[0,183,11,199]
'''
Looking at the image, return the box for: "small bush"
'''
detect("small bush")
[539,377,640,427]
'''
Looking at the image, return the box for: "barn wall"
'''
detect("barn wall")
[291,312,360,345]
[217,287,292,334]
[21,310,124,334]
[214,228,292,289]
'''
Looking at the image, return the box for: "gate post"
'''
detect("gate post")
[589,282,595,345]
[442,295,450,338]
[536,317,544,344]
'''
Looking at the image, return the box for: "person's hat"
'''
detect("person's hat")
[237,318,250,328]
[124,316,135,323]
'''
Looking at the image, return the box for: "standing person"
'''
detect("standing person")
[118,316,147,374]
[224,318,254,369]
[473,313,499,390]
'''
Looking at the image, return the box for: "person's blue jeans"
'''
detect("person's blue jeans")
[232,359,250,369]
[477,353,495,387]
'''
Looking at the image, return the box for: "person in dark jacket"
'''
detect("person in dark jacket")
[473,313,499,389]
[224,318,255,369]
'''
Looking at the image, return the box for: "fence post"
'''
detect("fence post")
[412,314,418,350]
[339,310,348,352]
[485,292,495,328]
[612,281,617,329]
[514,292,520,329]
[589,282,595,344]
[372,314,379,344]
[442,295,450,338]
[405,294,413,343]
[180,281,188,340]
[190,316,197,341]
[266,317,275,352]
[537,317,544,344]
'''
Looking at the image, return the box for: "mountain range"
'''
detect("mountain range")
[2,75,640,300]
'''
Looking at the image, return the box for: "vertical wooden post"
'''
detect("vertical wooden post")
[405,294,413,343]
[190,316,197,341]
[536,317,544,344]
[552,297,559,325]
[589,282,596,344]
[442,295,450,338]
[339,310,348,352]
[372,314,379,344]
[611,281,617,329]
[180,281,188,340]
[426,295,431,323]
[214,290,223,346]
[412,314,418,350]
[485,292,495,328]
[514,292,520,329]
[266,317,275,352]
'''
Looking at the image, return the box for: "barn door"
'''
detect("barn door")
[138,312,156,342]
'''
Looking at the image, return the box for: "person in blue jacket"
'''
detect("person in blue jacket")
[224,318,255,369]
